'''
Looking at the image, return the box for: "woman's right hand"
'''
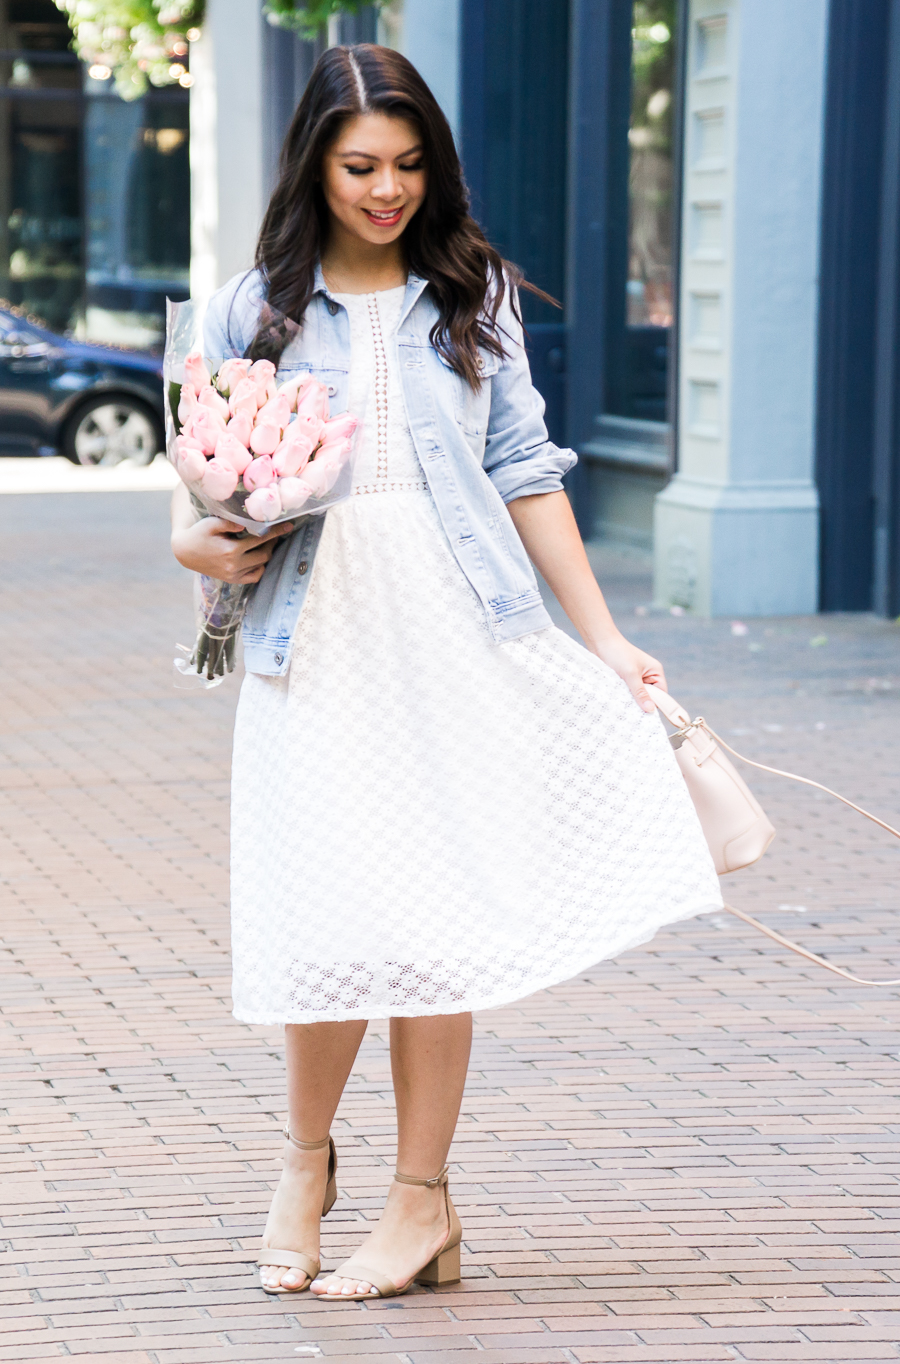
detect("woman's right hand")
[171,514,295,584]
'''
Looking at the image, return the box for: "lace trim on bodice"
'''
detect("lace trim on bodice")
[333,287,428,497]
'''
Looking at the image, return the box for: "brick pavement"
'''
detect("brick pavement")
[1,491,899,1364]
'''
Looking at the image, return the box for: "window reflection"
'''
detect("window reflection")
[628,0,675,329]
[85,93,190,348]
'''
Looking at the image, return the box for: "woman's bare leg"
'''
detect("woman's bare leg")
[260,1019,367,1291]
[312,1011,472,1297]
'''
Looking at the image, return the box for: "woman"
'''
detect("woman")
[171,44,720,1301]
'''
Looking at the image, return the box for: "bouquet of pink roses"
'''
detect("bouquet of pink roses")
[165,297,359,685]
[169,353,358,529]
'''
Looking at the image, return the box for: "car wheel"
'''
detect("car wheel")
[63,396,162,467]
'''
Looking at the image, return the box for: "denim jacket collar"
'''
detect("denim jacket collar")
[312,261,428,330]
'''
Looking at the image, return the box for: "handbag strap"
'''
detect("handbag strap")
[650,688,900,986]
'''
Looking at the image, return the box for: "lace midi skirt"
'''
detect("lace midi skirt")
[230,489,722,1023]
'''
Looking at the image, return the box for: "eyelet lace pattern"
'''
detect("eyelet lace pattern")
[229,288,722,1024]
[345,288,428,497]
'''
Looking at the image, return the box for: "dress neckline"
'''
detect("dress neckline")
[330,285,407,301]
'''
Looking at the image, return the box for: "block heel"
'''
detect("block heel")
[417,1237,461,1286]
[313,1164,462,1301]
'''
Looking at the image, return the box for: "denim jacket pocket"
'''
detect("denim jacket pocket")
[437,349,496,440]
[276,362,350,413]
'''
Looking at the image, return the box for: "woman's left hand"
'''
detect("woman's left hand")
[590,633,666,714]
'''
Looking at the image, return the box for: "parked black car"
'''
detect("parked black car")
[0,305,165,465]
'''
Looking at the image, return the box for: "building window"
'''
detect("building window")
[0,0,189,349]
[605,0,677,423]
[84,90,190,349]
[0,0,83,333]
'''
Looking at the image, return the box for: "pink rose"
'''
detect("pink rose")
[302,457,341,496]
[320,413,358,444]
[177,385,197,424]
[242,454,275,491]
[291,412,325,445]
[213,431,253,474]
[255,392,292,433]
[248,358,278,403]
[249,423,280,456]
[226,411,253,446]
[201,457,239,501]
[296,380,330,421]
[182,406,226,455]
[229,377,260,419]
[278,476,314,511]
[183,350,210,394]
[215,357,252,397]
[176,443,207,483]
[272,426,317,477]
[197,385,230,420]
[244,485,283,522]
[277,372,319,411]
[314,437,351,465]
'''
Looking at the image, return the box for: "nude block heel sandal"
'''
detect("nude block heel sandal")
[317,1165,462,1301]
[257,1128,337,1295]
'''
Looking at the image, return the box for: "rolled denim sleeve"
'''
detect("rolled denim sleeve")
[481,286,577,503]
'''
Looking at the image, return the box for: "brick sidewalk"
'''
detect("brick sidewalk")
[1,491,899,1364]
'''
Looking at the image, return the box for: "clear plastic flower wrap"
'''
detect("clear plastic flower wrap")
[165,297,360,686]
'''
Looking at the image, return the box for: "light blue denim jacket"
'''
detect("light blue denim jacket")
[203,266,576,676]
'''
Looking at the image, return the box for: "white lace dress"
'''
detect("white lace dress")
[230,286,721,1023]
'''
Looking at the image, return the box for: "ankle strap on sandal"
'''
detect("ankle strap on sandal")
[394,1164,449,1189]
[282,1124,331,1151]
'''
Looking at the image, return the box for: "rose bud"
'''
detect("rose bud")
[215,357,252,397]
[183,350,210,393]
[182,407,225,455]
[177,385,198,424]
[242,453,276,491]
[255,392,292,432]
[313,437,351,465]
[320,413,358,444]
[301,456,341,496]
[226,410,253,446]
[248,358,278,403]
[249,423,280,456]
[228,377,261,419]
[277,476,314,511]
[213,431,253,475]
[201,457,239,501]
[197,385,230,420]
[296,379,330,421]
[272,427,317,478]
[176,444,208,483]
[244,485,283,522]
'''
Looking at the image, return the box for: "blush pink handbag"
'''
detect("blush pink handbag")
[646,683,900,987]
[646,684,775,875]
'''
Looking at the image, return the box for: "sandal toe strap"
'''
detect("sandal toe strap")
[328,1261,400,1297]
[257,1249,320,1280]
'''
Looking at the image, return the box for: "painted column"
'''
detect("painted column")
[654,0,828,615]
[190,0,267,299]
[401,0,461,143]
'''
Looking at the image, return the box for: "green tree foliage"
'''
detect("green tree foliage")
[54,0,203,100]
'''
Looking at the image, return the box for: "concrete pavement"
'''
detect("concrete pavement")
[1,487,899,1363]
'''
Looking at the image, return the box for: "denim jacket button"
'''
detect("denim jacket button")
[274,652,284,665]
[327,300,339,316]
[327,385,337,396]
[298,560,308,575]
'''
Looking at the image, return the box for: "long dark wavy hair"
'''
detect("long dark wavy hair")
[248,43,554,387]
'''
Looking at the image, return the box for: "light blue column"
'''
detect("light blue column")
[654,0,829,615]
[400,0,461,143]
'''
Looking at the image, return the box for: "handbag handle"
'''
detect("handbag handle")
[650,690,900,986]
